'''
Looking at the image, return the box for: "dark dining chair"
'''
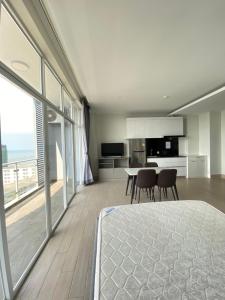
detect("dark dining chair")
[125,162,143,195]
[145,162,158,167]
[135,169,157,203]
[157,169,179,201]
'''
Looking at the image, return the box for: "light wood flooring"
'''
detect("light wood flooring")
[6,180,64,285]
[16,177,225,300]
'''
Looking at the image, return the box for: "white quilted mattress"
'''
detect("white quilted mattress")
[94,200,225,300]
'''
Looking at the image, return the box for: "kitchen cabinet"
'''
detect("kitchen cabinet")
[187,155,207,178]
[147,157,187,177]
[126,117,183,139]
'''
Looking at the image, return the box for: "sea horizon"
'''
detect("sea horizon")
[7,149,35,163]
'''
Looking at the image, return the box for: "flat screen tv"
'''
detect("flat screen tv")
[101,143,124,157]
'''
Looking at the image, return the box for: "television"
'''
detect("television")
[101,143,124,157]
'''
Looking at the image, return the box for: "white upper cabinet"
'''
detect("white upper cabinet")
[126,117,183,139]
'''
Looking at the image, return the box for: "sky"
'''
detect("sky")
[0,75,35,150]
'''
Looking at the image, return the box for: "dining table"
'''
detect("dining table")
[124,167,174,203]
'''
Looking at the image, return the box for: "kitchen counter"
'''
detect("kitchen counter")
[147,155,187,158]
[147,156,187,176]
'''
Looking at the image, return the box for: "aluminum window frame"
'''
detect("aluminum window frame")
[1,1,77,122]
[44,62,63,111]
[62,88,73,119]
[0,2,43,93]
[0,1,78,298]
[0,135,13,300]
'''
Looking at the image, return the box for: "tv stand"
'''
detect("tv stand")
[98,157,129,181]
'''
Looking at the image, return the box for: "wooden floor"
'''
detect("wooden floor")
[16,177,225,300]
[6,180,64,285]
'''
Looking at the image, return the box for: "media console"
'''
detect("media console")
[98,157,129,181]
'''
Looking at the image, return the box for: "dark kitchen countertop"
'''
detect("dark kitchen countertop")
[147,156,187,158]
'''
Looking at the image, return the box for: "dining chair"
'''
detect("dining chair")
[135,169,157,203]
[144,162,158,167]
[125,162,143,195]
[157,169,179,201]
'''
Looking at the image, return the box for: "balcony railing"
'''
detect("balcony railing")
[3,159,39,208]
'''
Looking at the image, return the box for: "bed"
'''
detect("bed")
[93,200,225,299]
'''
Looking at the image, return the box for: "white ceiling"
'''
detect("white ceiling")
[171,89,225,115]
[43,0,225,114]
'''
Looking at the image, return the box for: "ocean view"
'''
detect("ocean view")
[1,132,35,164]
[7,150,35,163]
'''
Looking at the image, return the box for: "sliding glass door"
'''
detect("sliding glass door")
[47,108,65,226]
[0,75,47,286]
[0,2,78,297]
[0,73,77,291]
[65,120,75,202]
[0,270,4,300]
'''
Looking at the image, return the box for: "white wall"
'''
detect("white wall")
[210,112,221,175]
[183,113,222,177]
[178,137,187,156]
[89,112,98,179]
[95,114,128,155]
[198,113,210,177]
[90,113,128,178]
[221,110,225,175]
[91,114,189,175]
[194,112,223,176]
[179,115,199,156]
[90,112,224,178]
[186,115,199,154]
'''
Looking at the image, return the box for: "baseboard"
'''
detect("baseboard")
[211,174,225,179]
[76,184,85,193]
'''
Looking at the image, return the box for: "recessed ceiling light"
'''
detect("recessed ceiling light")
[11,60,29,72]
[163,95,169,99]
[47,109,57,122]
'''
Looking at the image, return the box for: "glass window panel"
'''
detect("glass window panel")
[65,120,74,201]
[45,66,61,110]
[74,108,83,186]
[0,75,47,286]
[47,107,65,225]
[0,6,41,92]
[63,90,72,118]
[0,269,5,300]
